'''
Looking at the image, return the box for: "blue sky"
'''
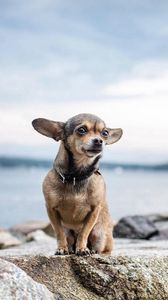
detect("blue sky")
[0,0,168,163]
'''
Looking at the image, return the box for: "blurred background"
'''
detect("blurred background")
[0,0,168,228]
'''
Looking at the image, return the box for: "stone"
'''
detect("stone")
[43,223,55,237]
[10,220,49,235]
[0,229,22,249]
[148,214,168,240]
[113,215,158,239]
[71,255,168,300]
[0,239,168,300]
[0,239,56,256]
[151,229,168,240]
[147,213,168,223]
[0,258,55,300]
[26,229,55,242]
[113,214,168,240]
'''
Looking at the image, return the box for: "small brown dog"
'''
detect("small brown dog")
[32,113,122,255]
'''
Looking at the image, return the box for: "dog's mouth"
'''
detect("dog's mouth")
[87,149,102,154]
[82,147,102,156]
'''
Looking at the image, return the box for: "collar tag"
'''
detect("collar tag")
[73,177,76,186]
[59,172,65,184]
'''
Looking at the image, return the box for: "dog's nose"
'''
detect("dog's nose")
[93,138,103,146]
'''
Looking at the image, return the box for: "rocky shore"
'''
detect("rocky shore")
[0,214,168,299]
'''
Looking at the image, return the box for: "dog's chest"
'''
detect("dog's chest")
[57,190,91,224]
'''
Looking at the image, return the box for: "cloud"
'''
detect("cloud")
[103,61,168,97]
[0,60,168,152]
[1,1,168,162]
[0,92,167,152]
[1,0,168,105]
[104,73,168,97]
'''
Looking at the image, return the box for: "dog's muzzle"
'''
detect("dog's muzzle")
[85,138,103,154]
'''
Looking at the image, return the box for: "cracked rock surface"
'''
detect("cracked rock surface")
[0,239,168,300]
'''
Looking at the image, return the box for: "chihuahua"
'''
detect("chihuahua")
[32,113,122,255]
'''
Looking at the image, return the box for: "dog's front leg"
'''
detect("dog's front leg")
[76,204,101,255]
[46,206,69,255]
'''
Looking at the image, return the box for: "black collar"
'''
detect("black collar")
[55,146,101,185]
[55,167,101,185]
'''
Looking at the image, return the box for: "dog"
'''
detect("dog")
[32,113,122,255]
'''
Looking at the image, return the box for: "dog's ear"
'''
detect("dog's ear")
[105,128,123,145]
[32,118,65,141]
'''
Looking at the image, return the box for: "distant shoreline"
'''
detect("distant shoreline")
[0,156,168,172]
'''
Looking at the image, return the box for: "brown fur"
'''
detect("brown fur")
[32,113,123,255]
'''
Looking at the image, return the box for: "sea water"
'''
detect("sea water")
[0,167,167,228]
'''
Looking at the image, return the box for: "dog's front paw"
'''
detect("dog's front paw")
[76,247,91,256]
[55,248,69,255]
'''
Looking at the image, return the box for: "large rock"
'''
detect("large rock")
[113,214,168,240]
[71,255,168,299]
[10,220,49,235]
[26,229,55,242]
[113,215,158,239]
[0,229,22,249]
[0,258,55,300]
[0,239,168,300]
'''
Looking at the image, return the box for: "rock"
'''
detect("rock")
[0,229,22,249]
[43,223,55,237]
[1,238,168,257]
[10,220,49,235]
[113,215,158,239]
[0,239,56,256]
[148,214,168,240]
[151,229,168,240]
[0,258,55,300]
[71,255,168,300]
[113,214,168,240]
[147,214,168,222]
[0,239,168,300]
[26,229,55,242]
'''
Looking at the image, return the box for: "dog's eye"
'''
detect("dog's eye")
[77,127,88,135]
[101,129,109,137]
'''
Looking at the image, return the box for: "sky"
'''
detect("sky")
[0,0,168,163]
